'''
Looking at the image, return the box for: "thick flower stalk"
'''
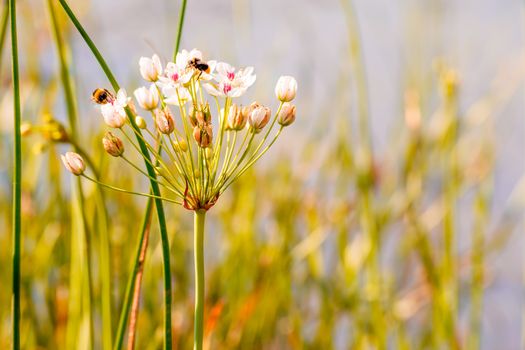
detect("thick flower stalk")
[61,48,297,349]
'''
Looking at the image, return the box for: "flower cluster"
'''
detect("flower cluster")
[62,49,297,211]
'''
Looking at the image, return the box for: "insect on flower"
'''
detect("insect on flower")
[188,57,211,74]
[92,88,114,105]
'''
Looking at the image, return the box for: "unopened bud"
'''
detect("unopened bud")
[248,105,271,133]
[205,147,214,160]
[242,102,260,121]
[193,124,213,148]
[277,103,296,127]
[102,131,124,157]
[154,166,169,178]
[275,75,297,102]
[173,140,188,152]
[226,104,246,131]
[61,152,86,176]
[135,116,147,129]
[155,108,175,134]
[20,122,32,136]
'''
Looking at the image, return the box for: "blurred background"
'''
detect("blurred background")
[0,0,524,348]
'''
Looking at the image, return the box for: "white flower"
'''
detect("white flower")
[139,54,162,82]
[163,86,192,106]
[61,152,86,175]
[204,62,256,98]
[158,61,193,88]
[275,76,297,102]
[100,89,129,128]
[134,84,159,110]
[157,59,193,105]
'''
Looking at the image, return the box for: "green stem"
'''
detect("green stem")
[193,209,206,350]
[0,0,9,72]
[57,2,173,348]
[173,0,187,59]
[9,0,21,348]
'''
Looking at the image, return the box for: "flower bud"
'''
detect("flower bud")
[20,122,32,136]
[188,105,198,127]
[135,116,147,129]
[193,124,213,148]
[139,54,162,82]
[154,166,170,178]
[101,103,127,128]
[248,105,271,133]
[277,103,296,127]
[226,104,246,131]
[275,75,297,102]
[102,131,124,157]
[155,108,175,134]
[134,85,159,111]
[173,140,188,152]
[241,102,260,121]
[61,152,86,176]
[205,147,214,160]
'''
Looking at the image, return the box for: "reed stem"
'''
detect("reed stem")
[9,0,21,347]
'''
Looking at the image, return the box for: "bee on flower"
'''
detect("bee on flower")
[94,89,130,128]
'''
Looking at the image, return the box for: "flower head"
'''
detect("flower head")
[139,54,162,82]
[275,76,297,102]
[204,62,256,98]
[134,84,159,111]
[61,152,86,175]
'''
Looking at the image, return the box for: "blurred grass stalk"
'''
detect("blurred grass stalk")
[341,0,387,347]
[46,0,112,348]
[0,0,8,72]
[56,1,173,348]
[9,0,22,348]
[468,181,490,350]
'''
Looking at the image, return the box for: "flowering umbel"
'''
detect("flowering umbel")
[63,48,298,211]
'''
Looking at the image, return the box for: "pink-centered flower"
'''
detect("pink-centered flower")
[204,62,256,98]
